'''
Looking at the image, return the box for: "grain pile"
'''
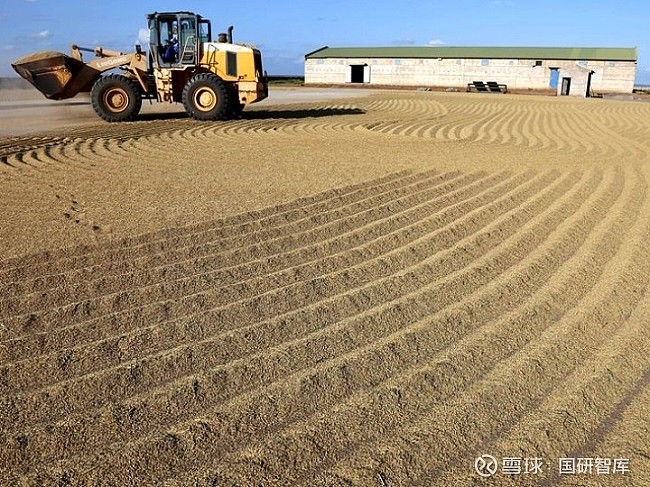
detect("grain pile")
[1,89,649,486]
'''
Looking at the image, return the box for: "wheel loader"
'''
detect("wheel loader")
[11,11,268,122]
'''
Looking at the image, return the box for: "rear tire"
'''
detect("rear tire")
[91,74,142,122]
[182,73,231,121]
[226,86,245,118]
[231,101,245,117]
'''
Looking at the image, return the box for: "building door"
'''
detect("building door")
[363,64,371,83]
[561,77,571,96]
[549,68,559,89]
[585,70,594,97]
[350,64,365,83]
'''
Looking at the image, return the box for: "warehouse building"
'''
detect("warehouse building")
[304,46,638,96]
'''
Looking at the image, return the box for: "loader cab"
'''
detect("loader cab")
[147,12,211,68]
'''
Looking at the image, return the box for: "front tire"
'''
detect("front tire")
[91,74,142,122]
[182,73,231,121]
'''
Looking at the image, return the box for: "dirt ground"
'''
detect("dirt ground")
[1,86,649,486]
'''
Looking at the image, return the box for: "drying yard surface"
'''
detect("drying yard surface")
[1,87,650,486]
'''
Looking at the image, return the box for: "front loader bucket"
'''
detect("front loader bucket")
[11,51,101,100]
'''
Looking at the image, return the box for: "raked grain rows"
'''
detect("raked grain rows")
[1,91,650,485]
[2,93,650,179]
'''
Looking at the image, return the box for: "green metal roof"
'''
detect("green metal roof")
[305,46,637,61]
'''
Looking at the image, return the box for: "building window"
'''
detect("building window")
[481,59,489,66]
[534,60,543,67]
[608,61,616,67]
[394,59,401,65]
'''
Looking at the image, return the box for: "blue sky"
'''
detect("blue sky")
[2,0,649,83]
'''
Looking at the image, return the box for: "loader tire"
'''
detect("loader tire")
[226,86,245,118]
[230,101,245,117]
[91,74,142,122]
[182,73,230,121]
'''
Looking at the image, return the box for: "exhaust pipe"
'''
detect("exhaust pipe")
[217,26,234,44]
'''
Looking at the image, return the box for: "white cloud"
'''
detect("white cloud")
[428,39,446,45]
[32,29,51,39]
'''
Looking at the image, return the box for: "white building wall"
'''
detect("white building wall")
[599,60,637,92]
[305,57,636,94]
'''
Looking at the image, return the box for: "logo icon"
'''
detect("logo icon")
[475,454,499,478]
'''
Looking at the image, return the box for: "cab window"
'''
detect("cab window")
[199,20,211,43]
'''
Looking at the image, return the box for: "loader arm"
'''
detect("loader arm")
[12,44,148,101]
[72,45,149,94]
